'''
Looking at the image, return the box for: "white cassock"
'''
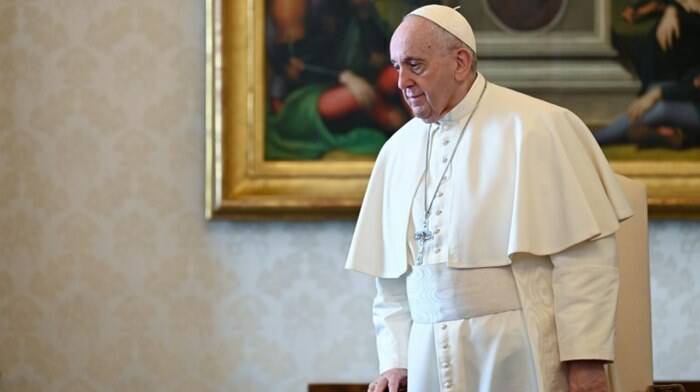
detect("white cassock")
[345,73,633,391]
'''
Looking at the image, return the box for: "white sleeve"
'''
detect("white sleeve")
[551,234,619,362]
[373,276,412,373]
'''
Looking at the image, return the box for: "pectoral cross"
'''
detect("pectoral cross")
[414,221,433,264]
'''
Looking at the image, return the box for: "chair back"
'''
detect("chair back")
[608,175,653,392]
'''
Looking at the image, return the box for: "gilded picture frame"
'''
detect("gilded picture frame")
[205,0,700,219]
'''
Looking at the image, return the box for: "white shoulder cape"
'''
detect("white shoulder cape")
[345,82,633,278]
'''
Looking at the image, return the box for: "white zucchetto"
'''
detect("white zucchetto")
[408,5,477,54]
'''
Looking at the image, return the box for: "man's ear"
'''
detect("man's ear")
[454,48,474,82]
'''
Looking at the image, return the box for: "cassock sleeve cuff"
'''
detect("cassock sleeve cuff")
[551,236,619,365]
[559,350,615,363]
[378,357,409,374]
[374,277,411,374]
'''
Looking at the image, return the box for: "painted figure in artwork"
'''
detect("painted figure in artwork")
[595,0,700,149]
[265,0,410,160]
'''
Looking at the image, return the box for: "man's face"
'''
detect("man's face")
[390,17,460,123]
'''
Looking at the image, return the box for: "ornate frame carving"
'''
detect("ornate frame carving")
[205,0,700,219]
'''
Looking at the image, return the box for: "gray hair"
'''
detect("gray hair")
[443,31,478,72]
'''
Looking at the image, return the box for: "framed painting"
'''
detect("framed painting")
[206,0,700,219]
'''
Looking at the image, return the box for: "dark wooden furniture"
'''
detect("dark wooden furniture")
[309,382,700,392]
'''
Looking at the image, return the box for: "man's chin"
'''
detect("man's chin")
[418,118,439,124]
[409,108,436,123]
[413,111,438,123]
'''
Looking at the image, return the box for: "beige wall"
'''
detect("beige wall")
[0,1,698,390]
[649,221,700,381]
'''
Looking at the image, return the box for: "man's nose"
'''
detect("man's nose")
[397,68,412,90]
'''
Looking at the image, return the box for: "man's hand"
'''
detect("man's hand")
[656,6,680,51]
[628,87,661,121]
[368,368,407,392]
[567,360,608,392]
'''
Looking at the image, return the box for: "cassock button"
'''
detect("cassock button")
[442,156,448,163]
[444,382,452,388]
[436,210,443,215]
[434,228,441,234]
[435,248,441,254]
[442,344,448,349]
[442,139,449,145]
[438,192,444,197]
[441,324,447,330]
[442,362,449,368]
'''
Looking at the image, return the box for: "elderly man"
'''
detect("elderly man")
[345,5,632,392]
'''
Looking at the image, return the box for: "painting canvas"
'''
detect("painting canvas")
[263,0,430,161]
[206,0,700,219]
[595,0,700,159]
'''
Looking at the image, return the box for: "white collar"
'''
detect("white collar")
[437,72,486,128]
